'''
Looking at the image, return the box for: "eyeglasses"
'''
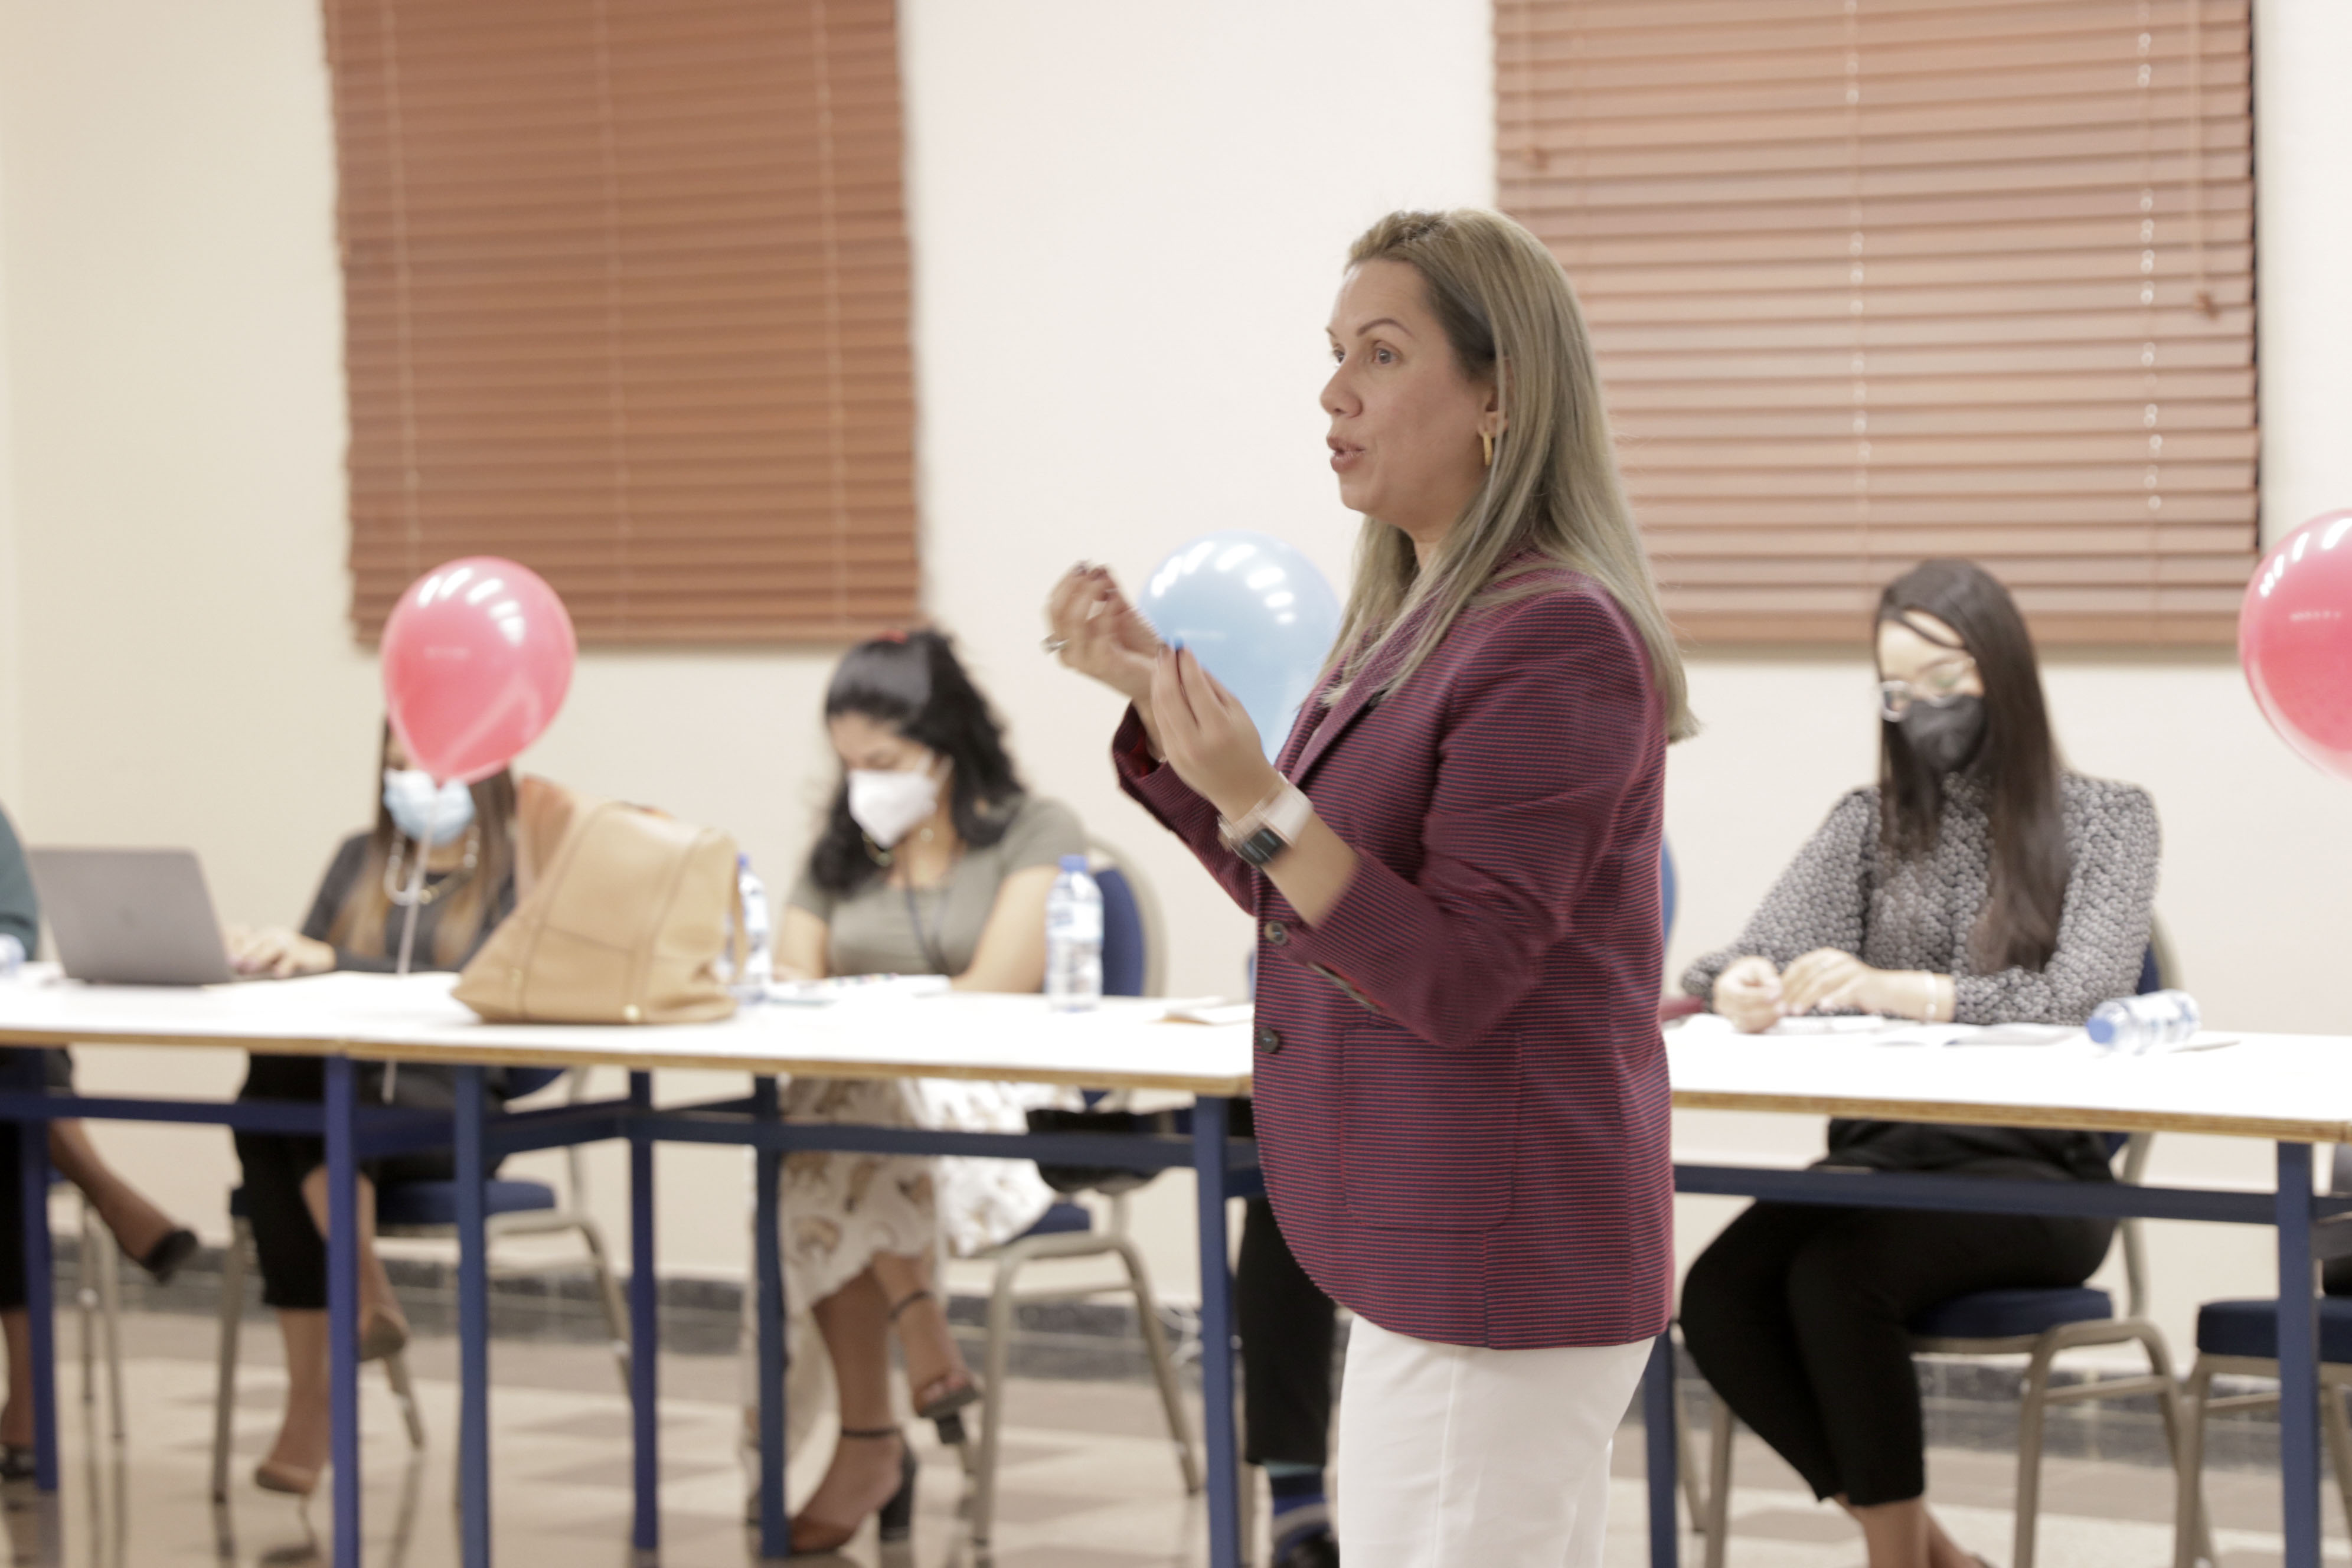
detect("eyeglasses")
[1877,658,1977,721]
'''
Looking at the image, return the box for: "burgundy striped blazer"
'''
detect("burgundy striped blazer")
[1116,568,1672,1350]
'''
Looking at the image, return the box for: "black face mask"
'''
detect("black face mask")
[1896,695,1987,775]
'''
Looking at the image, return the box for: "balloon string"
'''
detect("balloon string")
[384,789,441,1103]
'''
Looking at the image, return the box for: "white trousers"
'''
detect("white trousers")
[1336,1315,1654,1568]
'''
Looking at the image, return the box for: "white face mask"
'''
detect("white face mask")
[847,763,942,849]
[383,768,476,847]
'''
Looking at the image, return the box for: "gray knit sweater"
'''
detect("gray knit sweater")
[1680,770,2160,1179]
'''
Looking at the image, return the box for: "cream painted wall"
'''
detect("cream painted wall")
[0,0,2345,1361]
[2254,0,2352,544]
[0,0,1500,1292]
[0,96,19,808]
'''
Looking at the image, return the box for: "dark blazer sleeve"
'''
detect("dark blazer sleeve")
[1111,706,1261,915]
[1283,592,1658,1050]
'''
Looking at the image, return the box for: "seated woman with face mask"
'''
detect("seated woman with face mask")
[763,630,1083,1554]
[1674,560,2160,1568]
[224,729,556,1498]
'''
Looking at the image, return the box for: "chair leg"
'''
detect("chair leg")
[76,1200,97,1412]
[1238,1456,1259,1568]
[1675,1368,1709,1533]
[94,1216,125,1445]
[969,1253,1024,1550]
[2142,1331,2216,1568]
[1704,1395,1734,1568]
[384,1350,427,1449]
[2174,1363,2214,1568]
[2011,1342,2061,1568]
[210,1219,250,1504]
[2321,1377,2352,1545]
[1110,1234,1201,1495]
[574,1217,632,1389]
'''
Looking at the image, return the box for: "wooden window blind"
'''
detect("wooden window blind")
[327,0,920,644]
[1497,0,2255,644]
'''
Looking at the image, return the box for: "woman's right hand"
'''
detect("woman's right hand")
[226,925,338,979]
[1044,564,1162,711]
[1712,955,1785,1033]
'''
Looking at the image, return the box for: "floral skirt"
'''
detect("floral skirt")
[746,1073,1074,1461]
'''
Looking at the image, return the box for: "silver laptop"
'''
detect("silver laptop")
[27,848,238,986]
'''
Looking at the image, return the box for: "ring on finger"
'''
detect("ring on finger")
[1041,636,1069,655]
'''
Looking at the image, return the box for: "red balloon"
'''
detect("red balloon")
[2241,509,2352,782]
[381,558,576,784]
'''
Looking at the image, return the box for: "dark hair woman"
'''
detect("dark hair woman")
[1048,207,1687,1564]
[1676,559,2160,1568]
[765,629,1085,1553]
[223,724,556,1497]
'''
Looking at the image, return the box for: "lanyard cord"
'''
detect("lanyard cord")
[901,881,951,976]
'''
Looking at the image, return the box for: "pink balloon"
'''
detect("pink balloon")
[2241,509,2352,782]
[381,558,576,784]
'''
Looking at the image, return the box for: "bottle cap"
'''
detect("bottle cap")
[1059,854,1087,872]
[2085,1014,2118,1045]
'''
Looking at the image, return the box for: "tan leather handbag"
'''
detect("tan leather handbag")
[454,789,741,1025]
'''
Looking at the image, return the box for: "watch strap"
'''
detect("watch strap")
[1220,780,1311,865]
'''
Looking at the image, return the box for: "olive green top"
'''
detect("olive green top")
[787,795,1084,978]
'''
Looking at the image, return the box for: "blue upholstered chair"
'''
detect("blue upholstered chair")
[1697,927,2188,1568]
[959,839,1202,1553]
[207,1067,626,1501]
[2170,1149,2352,1567]
[1661,838,1678,949]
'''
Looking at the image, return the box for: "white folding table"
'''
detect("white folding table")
[1655,1019,2352,1568]
[0,972,1259,1567]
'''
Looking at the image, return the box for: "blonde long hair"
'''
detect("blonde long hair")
[1329,208,1695,741]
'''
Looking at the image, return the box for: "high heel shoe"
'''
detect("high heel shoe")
[358,1309,409,1364]
[136,1227,198,1286]
[253,1458,321,1497]
[783,1426,916,1554]
[888,1289,984,1438]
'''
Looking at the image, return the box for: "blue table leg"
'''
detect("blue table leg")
[2277,1142,2320,1568]
[15,1097,56,1492]
[1644,1334,1680,1568]
[628,1072,658,1560]
[454,1066,489,1568]
[1193,1096,1240,1568]
[752,1077,787,1559]
[326,1055,362,1567]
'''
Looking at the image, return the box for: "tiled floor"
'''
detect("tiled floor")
[8,1309,2348,1566]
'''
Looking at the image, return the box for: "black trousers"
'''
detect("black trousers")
[0,1051,74,1312]
[0,1121,21,1314]
[1238,1197,1337,1467]
[233,1054,486,1311]
[1230,1100,1339,1468]
[1678,1195,2113,1507]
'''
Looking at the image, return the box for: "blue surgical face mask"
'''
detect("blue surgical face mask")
[383,769,476,846]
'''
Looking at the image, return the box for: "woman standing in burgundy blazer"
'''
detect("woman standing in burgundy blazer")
[1045,208,1694,1568]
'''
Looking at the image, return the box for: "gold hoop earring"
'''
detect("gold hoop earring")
[1481,430,1495,468]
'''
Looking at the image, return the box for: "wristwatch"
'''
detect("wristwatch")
[1219,780,1312,868]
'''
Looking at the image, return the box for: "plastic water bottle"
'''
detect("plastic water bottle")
[1046,855,1103,1011]
[734,854,773,998]
[2086,988,2200,1053]
[0,935,22,979]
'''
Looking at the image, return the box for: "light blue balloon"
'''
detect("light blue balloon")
[1138,531,1343,762]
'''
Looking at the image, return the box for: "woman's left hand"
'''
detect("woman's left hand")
[1152,646,1280,820]
[1778,948,1893,1017]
